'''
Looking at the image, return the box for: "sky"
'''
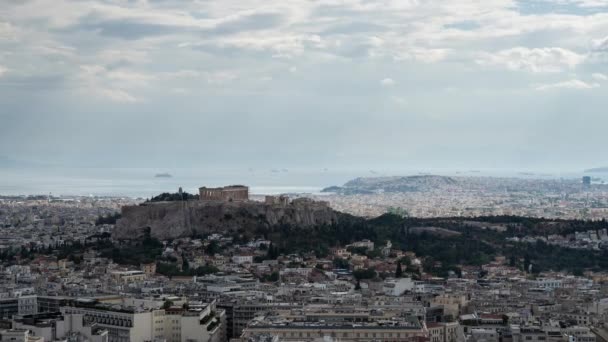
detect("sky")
[0,0,608,171]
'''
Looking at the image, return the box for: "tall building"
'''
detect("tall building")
[583,176,591,187]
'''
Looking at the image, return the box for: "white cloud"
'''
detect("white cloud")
[380,78,396,87]
[2,0,608,111]
[0,66,7,77]
[99,88,139,103]
[559,0,608,8]
[535,79,599,91]
[204,71,238,84]
[171,88,190,94]
[593,36,608,49]
[99,49,149,65]
[77,65,145,102]
[392,48,451,64]
[106,70,156,88]
[160,70,201,79]
[592,73,608,81]
[477,47,586,73]
[0,21,18,41]
[390,96,408,107]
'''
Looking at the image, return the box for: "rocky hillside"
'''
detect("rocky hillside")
[113,198,339,240]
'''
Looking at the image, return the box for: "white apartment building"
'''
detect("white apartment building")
[232,255,253,265]
[59,299,225,342]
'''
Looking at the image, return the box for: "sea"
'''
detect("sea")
[0,166,604,198]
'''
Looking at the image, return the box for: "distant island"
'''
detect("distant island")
[584,167,608,173]
[154,172,172,178]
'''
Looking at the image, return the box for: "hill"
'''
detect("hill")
[111,192,608,274]
[585,167,608,173]
[113,198,340,240]
[322,175,459,194]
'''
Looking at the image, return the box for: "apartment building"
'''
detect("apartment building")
[240,305,429,342]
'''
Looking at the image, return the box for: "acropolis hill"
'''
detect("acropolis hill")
[113,185,339,240]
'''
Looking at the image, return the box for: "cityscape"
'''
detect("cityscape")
[0,182,607,342]
[2,0,608,341]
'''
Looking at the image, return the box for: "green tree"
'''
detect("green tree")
[509,255,516,267]
[206,241,221,256]
[353,268,376,280]
[395,261,403,278]
[162,300,173,310]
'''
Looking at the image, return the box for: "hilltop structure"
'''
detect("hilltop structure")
[114,185,337,240]
[199,185,249,202]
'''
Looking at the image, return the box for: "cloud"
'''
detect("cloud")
[160,70,201,79]
[0,66,7,77]
[590,36,608,57]
[208,12,285,35]
[392,48,451,64]
[592,73,608,81]
[4,0,608,170]
[76,65,147,102]
[546,0,608,8]
[99,49,149,66]
[477,47,585,73]
[535,79,599,90]
[592,36,608,50]
[0,22,18,41]
[75,17,185,40]
[98,88,139,103]
[204,70,238,84]
[380,78,396,87]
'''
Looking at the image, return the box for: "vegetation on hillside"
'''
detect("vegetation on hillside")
[8,208,608,278]
[146,192,199,202]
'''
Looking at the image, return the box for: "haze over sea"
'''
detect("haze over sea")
[0,167,603,198]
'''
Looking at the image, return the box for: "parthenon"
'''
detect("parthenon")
[198,185,249,202]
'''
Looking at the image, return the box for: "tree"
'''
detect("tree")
[353,268,376,280]
[395,261,403,278]
[509,255,516,267]
[206,241,221,256]
[266,243,279,260]
[268,271,279,282]
[333,257,349,269]
[162,300,173,310]
[524,254,531,273]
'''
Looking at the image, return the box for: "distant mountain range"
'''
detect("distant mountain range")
[584,167,608,173]
[322,174,593,195]
[322,175,459,194]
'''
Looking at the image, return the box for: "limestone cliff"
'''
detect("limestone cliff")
[113,198,338,240]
